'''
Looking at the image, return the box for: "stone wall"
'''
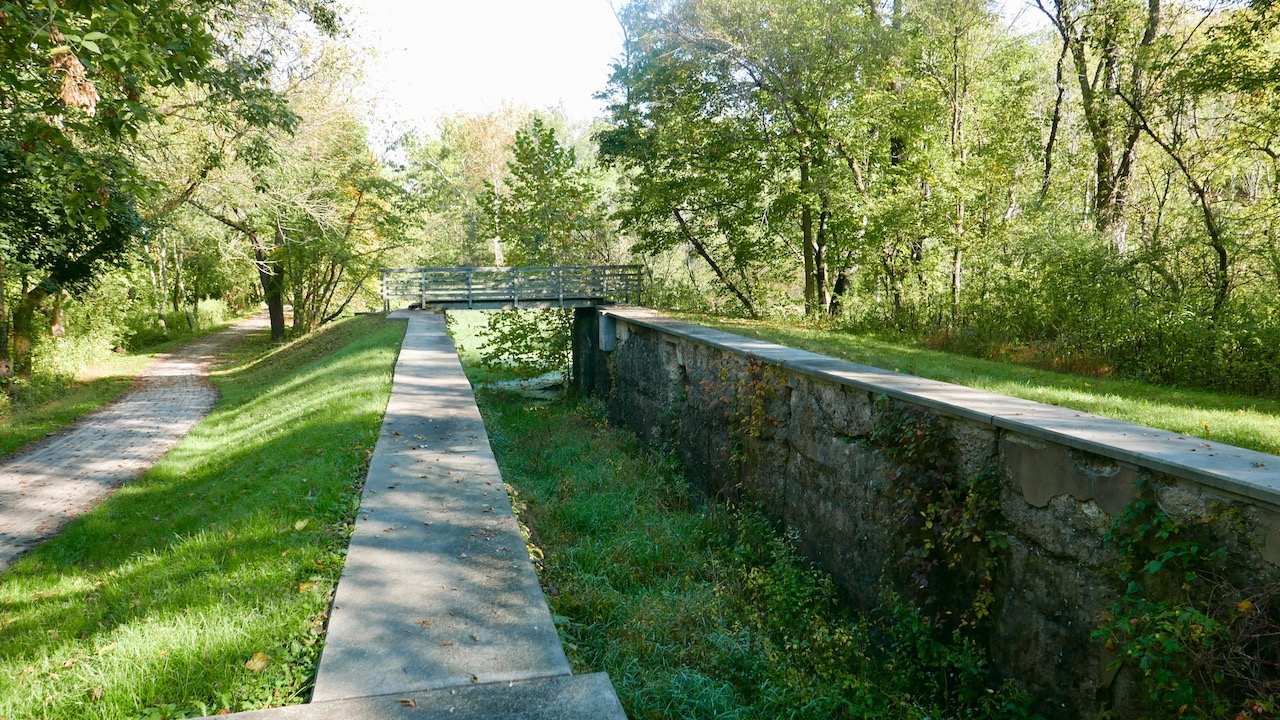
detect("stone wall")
[572,306,1280,718]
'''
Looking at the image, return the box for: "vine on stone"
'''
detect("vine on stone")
[868,396,1006,634]
[1096,484,1280,718]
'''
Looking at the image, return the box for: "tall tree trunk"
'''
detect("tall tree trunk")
[950,247,962,326]
[190,199,286,340]
[0,257,9,378]
[170,238,182,314]
[828,268,851,317]
[253,237,286,341]
[800,158,817,315]
[815,205,830,309]
[50,291,66,338]
[12,285,48,377]
[673,208,758,318]
[1040,36,1069,203]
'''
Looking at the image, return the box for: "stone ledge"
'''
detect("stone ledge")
[195,673,626,720]
[600,306,1280,510]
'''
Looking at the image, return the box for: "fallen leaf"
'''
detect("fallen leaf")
[90,687,104,701]
[244,652,270,672]
[298,582,315,593]
[399,698,417,708]
[294,519,310,531]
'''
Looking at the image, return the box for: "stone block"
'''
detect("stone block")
[1003,432,1139,516]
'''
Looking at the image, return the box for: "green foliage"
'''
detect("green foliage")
[602,0,1280,399]
[868,398,1005,632]
[1096,486,1280,717]
[481,116,616,265]
[469,382,1037,719]
[475,309,572,376]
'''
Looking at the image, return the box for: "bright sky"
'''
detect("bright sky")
[346,0,1047,150]
[346,0,625,149]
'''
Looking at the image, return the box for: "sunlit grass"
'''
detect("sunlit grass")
[0,314,404,719]
[683,315,1280,457]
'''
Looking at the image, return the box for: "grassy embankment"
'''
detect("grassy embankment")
[0,322,236,460]
[681,314,1280,457]
[451,311,1032,720]
[0,314,404,719]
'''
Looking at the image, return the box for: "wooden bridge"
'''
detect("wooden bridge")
[380,265,645,311]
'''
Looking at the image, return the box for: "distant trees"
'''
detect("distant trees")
[407,111,623,269]
[600,0,1280,396]
[481,117,616,266]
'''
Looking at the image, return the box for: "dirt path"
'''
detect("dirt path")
[0,315,267,571]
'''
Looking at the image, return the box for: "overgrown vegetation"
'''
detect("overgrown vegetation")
[598,0,1280,398]
[452,310,1034,719]
[477,308,573,376]
[1096,485,1280,718]
[474,390,1034,719]
[1,0,411,395]
[0,314,402,719]
[867,398,1005,634]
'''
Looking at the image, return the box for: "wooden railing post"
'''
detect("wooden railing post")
[466,269,473,309]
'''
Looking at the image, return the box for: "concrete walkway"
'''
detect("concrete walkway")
[204,312,624,718]
[0,315,266,571]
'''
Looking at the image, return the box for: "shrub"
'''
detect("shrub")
[477,308,572,375]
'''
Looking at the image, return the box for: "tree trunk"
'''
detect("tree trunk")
[800,159,817,316]
[189,199,286,340]
[815,206,830,309]
[13,286,49,377]
[251,237,286,341]
[50,291,66,338]
[672,208,758,318]
[950,247,962,326]
[0,258,10,378]
[1040,37,1069,203]
[828,267,851,317]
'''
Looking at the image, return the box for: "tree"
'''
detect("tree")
[484,116,615,266]
[405,108,529,266]
[1036,0,1163,251]
[0,0,335,372]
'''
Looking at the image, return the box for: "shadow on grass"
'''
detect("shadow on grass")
[0,315,405,720]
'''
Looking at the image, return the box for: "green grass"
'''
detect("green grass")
[0,324,235,460]
[450,312,1031,720]
[0,314,404,719]
[682,314,1280,457]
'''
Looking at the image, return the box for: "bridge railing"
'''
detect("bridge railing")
[380,265,645,310]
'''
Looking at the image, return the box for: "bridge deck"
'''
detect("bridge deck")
[380,265,643,311]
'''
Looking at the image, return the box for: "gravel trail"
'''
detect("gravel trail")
[0,315,266,571]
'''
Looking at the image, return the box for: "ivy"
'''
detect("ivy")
[1096,482,1280,718]
[868,396,1006,634]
